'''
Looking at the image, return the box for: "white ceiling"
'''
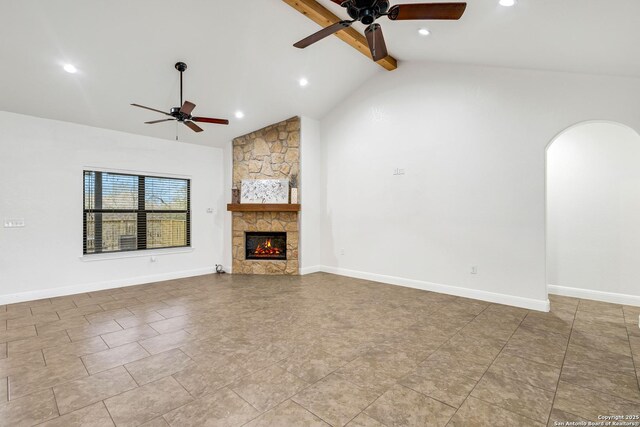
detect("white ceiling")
[1,0,639,148]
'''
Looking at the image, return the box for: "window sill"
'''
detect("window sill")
[79,247,194,262]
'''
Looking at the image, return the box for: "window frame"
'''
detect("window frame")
[83,170,191,255]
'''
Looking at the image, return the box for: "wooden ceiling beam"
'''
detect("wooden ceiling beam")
[282,0,398,71]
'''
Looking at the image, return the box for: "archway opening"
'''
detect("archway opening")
[546,121,640,304]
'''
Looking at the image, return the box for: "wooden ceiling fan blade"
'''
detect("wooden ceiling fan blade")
[130,103,171,116]
[387,3,467,20]
[192,116,230,125]
[145,119,175,124]
[180,101,196,115]
[184,121,204,133]
[365,24,388,62]
[294,20,353,49]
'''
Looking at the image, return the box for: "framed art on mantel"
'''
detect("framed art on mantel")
[240,179,289,204]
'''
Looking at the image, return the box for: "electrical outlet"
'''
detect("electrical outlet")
[470,266,478,274]
[340,248,345,255]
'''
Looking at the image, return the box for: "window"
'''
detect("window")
[83,171,190,254]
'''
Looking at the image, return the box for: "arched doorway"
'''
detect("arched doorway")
[546,121,640,304]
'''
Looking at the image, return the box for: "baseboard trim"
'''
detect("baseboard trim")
[319,266,550,312]
[0,267,216,305]
[0,264,556,311]
[548,284,640,307]
[300,265,323,275]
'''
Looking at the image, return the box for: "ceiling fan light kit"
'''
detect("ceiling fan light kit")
[293,1,466,65]
[130,61,229,134]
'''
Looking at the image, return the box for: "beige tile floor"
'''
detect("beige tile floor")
[1,272,639,426]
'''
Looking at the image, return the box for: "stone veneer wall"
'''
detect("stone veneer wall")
[232,117,300,187]
[232,212,298,274]
[231,117,300,275]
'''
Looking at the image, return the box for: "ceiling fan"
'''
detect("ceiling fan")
[293,1,467,62]
[131,62,229,133]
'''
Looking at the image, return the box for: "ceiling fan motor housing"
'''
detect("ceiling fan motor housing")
[169,106,192,122]
[346,0,390,24]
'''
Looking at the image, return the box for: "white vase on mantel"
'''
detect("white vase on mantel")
[290,188,298,204]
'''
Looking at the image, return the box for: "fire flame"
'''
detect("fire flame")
[254,239,282,255]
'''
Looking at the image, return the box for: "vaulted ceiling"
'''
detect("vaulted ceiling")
[1,0,639,148]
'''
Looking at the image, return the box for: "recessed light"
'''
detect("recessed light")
[499,0,516,6]
[299,77,309,87]
[63,64,78,74]
[234,111,245,119]
[418,28,431,36]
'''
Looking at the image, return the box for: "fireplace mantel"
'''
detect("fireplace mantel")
[227,204,301,212]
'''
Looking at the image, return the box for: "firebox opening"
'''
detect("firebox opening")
[245,232,287,261]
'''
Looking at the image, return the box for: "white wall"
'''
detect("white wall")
[300,116,323,273]
[0,111,225,304]
[319,62,640,310]
[547,122,640,304]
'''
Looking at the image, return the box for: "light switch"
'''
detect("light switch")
[4,218,25,228]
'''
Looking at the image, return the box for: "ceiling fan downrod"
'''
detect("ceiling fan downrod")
[175,62,187,109]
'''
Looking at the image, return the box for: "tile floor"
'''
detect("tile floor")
[0,272,639,426]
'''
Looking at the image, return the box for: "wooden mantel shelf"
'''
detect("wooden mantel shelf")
[227,203,301,212]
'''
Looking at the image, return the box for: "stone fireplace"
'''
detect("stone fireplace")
[229,117,300,275]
